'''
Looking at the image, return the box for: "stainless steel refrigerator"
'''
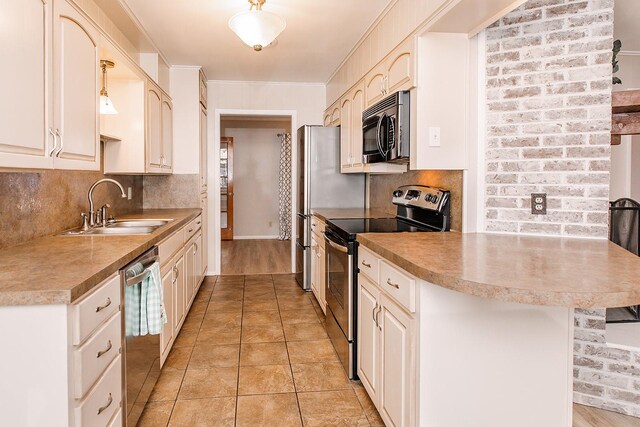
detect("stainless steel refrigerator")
[295,125,365,290]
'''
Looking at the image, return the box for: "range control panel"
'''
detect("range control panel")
[392,185,449,212]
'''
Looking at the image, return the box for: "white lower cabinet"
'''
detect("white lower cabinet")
[358,250,415,427]
[379,293,414,427]
[310,215,326,313]
[158,215,205,365]
[0,273,123,426]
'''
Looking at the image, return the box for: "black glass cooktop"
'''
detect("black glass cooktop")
[327,217,439,241]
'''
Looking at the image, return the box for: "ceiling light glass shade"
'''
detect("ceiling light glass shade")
[100,95,118,115]
[228,9,286,51]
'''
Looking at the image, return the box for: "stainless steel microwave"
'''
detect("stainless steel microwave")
[362,90,410,164]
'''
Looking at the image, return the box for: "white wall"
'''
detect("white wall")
[611,54,640,201]
[170,66,200,174]
[207,81,326,274]
[225,127,286,239]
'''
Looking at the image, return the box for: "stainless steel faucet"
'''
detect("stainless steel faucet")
[87,178,127,227]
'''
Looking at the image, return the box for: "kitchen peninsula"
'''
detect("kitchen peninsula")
[356,232,640,427]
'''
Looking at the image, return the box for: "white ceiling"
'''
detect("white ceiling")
[614,0,640,52]
[120,0,391,83]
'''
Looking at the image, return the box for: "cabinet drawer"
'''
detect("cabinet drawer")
[379,261,415,312]
[75,356,122,427]
[358,246,380,284]
[184,215,202,241]
[159,229,184,265]
[74,312,122,399]
[73,274,121,345]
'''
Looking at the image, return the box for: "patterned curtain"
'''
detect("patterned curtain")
[278,133,292,240]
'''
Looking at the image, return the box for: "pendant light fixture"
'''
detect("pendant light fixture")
[228,0,286,51]
[99,60,118,115]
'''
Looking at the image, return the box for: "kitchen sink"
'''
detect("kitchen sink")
[60,218,172,236]
[109,219,171,228]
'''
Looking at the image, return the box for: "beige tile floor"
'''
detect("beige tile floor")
[138,274,385,427]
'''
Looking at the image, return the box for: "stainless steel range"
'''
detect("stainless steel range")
[323,185,451,378]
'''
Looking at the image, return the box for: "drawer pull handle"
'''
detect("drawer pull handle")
[188,228,194,233]
[361,260,372,268]
[97,393,113,415]
[97,340,113,358]
[95,298,112,313]
[197,221,201,225]
[386,278,400,289]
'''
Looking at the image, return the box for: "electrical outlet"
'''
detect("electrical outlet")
[127,187,132,200]
[531,193,547,215]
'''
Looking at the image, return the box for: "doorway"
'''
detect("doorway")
[217,113,295,275]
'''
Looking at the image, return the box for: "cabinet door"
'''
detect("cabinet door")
[310,236,318,294]
[146,84,163,173]
[160,266,174,356]
[340,97,352,170]
[161,95,173,171]
[0,0,54,169]
[365,71,386,109]
[185,242,195,307]
[318,245,326,312]
[200,105,208,192]
[379,294,414,427]
[200,195,208,275]
[53,0,100,170]
[386,38,415,95]
[358,275,380,402]
[350,85,364,169]
[323,111,331,127]
[194,233,203,291]
[173,255,185,331]
[330,105,341,126]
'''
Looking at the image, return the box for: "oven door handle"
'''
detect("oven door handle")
[323,232,348,253]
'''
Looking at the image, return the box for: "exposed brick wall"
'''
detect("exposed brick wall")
[574,308,640,417]
[486,0,640,418]
[484,0,613,239]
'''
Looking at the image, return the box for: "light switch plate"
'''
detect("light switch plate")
[429,127,441,147]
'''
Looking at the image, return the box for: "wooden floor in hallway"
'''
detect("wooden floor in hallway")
[138,274,640,426]
[221,239,292,275]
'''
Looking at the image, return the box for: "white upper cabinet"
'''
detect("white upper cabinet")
[411,32,469,170]
[161,94,173,172]
[146,84,163,173]
[0,0,100,171]
[365,36,416,110]
[53,0,100,170]
[339,97,352,172]
[0,0,53,169]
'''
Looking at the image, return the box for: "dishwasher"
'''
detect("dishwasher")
[120,246,161,427]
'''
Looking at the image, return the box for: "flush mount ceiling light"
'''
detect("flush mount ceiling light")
[228,0,286,52]
[99,60,118,115]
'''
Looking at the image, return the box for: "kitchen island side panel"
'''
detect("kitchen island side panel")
[417,280,573,427]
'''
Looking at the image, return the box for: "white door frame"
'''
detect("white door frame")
[209,108,298,275]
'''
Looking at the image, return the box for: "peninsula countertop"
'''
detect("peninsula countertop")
[357,232,640,308]
[0,209,201,306]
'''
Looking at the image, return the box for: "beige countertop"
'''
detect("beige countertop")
[311,208,393,222]
[0,209,201,306]
[357,232,640,308]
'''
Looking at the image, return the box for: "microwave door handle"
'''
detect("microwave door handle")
[376,114,385,157]
[389,117,396,149]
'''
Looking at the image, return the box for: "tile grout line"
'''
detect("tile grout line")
[233,275,246,427]
[279,282,306,426]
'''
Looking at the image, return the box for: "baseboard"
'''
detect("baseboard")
[233,235,280,240]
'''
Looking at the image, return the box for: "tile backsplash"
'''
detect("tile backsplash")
[369,170,464,231]
[0,170,142,250]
